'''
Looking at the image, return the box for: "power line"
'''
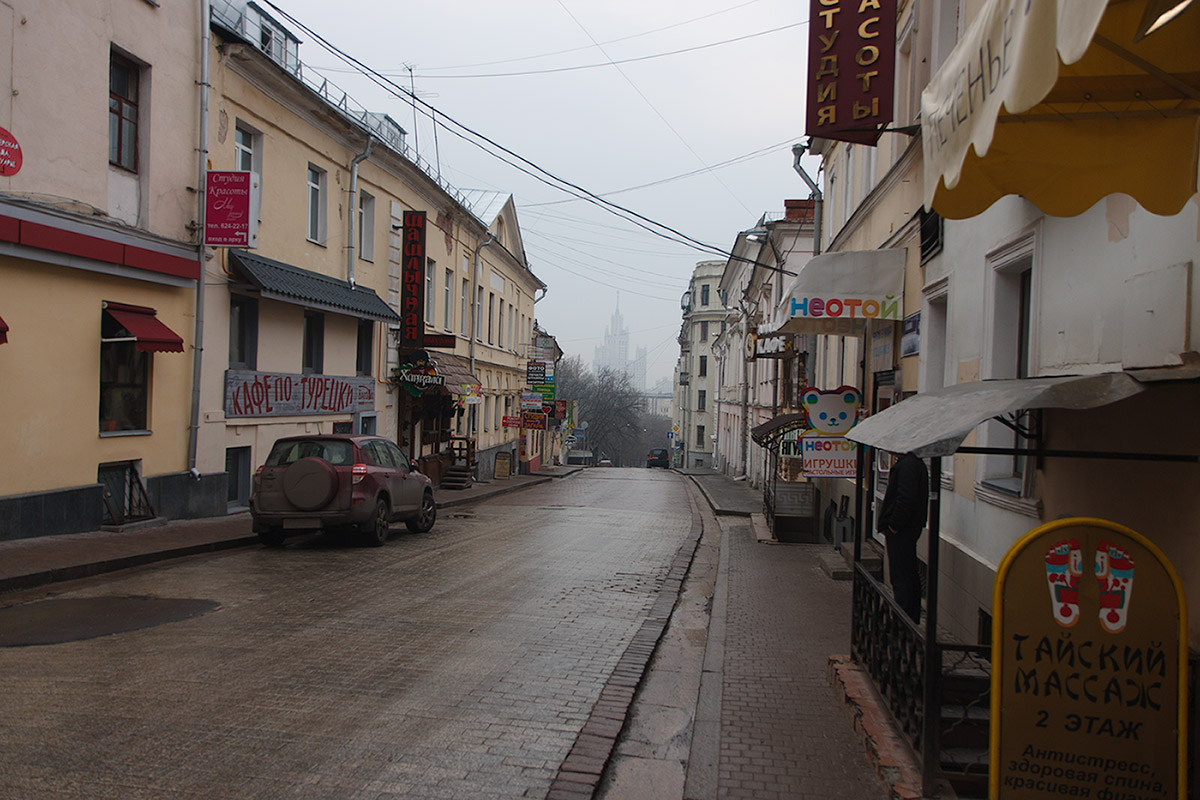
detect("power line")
[407,21,806,80]
[414,0,767,71]
[255,1,793,275]
[526,138,801,207]
[552,0,753,218]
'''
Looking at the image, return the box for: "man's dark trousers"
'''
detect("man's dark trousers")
[885,529,921,622]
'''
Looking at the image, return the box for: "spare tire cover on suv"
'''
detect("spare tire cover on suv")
[282,457,339,510]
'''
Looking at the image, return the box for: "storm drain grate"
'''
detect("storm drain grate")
[0,596,220,647]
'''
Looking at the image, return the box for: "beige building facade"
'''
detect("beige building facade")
[0,0,206,536]
[0,0,547,539]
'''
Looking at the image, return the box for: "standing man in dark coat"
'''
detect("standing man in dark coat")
[876,451,929,623]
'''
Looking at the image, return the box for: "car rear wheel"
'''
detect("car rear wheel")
[362,498,390,547]
[406,492,437,533]
[258,528,286,548]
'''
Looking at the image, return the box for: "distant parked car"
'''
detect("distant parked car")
[596,458,614,467]
[250,434,436,548]
[646,448,670,468]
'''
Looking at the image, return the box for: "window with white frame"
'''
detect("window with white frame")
[425,259,435,325]
[235,122,263,245]
[475,287,483,340]
[461,277,469,336]
[923,278,951,483]
[444,269,453,331]
[487,292,495,344]
[358,191,375,262]
[306,164,326,243]
[507,304,515,350]
[497,300,504,348]
[981,230,1039,504]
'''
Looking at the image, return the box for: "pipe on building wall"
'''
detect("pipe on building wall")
[346,137,376,287]
[187,0,212,477]
[792,142,823,256]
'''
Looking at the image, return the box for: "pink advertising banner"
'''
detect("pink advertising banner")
[205,171,252,247]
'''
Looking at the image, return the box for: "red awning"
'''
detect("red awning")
[0,314,8,345]
[102,302,185,353]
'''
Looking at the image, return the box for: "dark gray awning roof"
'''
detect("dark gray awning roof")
[846,372,1145,458]
[431,353,480,393]
[750,413,808,446]
[229,250,400,323]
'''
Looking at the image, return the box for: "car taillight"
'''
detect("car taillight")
[253,465,264,488]
[352,464,367,484]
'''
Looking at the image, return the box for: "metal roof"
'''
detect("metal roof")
[229,250,399,322]
[846,373,1146,457]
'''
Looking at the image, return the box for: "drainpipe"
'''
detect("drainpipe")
[187,0,212,479]
[346,137,376,287]
[469,233,496,377]
[792,142,823,255]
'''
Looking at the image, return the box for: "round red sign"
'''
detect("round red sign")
[0,126,22,176]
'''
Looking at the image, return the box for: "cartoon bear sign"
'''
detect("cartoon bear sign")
[797,386,861,477]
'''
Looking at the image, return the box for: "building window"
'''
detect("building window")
[234,123,263,245]
[461,277,470,336]
[356,318,373,377]
[920,208,944,264]
[488,292,495,344]
[698,355,708,377]
[306,164,326,243]
[696,425,705,447]
[100,317,149,433]
[497,301,504,348]
[443,269,454,331]
[425,259,436,325]
[697,389,706,412]
[699,321,708,340]
[302,311,324,374]
[507,304,515,351]
[700,284,710,306]
[229,295,258,370]
[109,53,140,172]
[235,126,255,171]
[358,191,375,262]
[475,287,484,340]
[981,232,1039,503]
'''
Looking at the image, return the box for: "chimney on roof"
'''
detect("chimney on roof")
[784,199,815,223]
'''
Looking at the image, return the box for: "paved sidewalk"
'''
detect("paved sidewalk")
[676,467,922,800]
[0,466,581,596]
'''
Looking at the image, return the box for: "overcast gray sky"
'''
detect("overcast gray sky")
[267,0,813,388]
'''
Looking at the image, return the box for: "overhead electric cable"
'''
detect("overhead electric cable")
[256,0,794,275]
[415,0,766,71]
[405,21,806,80]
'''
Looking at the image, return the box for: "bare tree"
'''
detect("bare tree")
[556,357,647,466]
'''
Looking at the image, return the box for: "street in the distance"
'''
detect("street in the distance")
[0,469,690,800]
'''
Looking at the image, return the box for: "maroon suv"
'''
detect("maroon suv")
[250,434,436,547]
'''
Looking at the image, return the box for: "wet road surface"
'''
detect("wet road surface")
[0,468,691,800]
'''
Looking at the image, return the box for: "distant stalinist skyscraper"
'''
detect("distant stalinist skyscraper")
[593,295,645,390]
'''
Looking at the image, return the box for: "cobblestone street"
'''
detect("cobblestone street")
[0,470,692,800]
